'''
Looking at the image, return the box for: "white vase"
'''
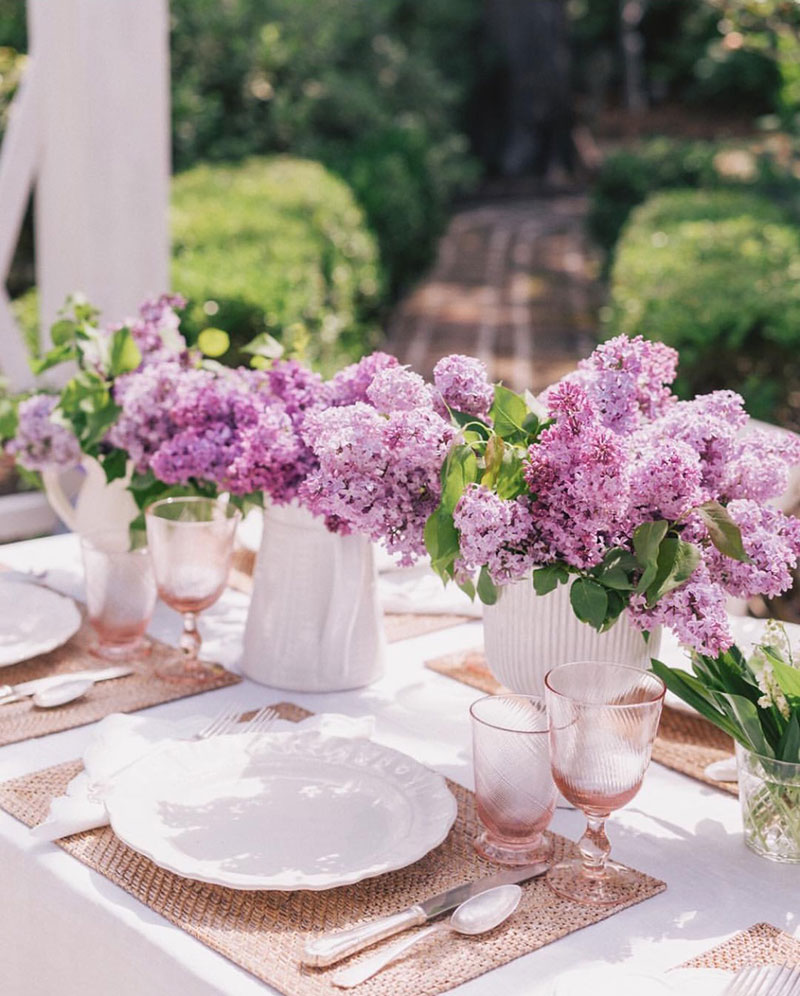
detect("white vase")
[41,456,139,536]
[483,578,661,694]
[240,503,386,691]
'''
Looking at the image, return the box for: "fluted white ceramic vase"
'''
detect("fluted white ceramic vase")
[240,503,386,691]
[483,578,661,694]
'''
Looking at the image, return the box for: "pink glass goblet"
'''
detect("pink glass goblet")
[81,528,157,662]
[544,661,665,906]
[470,694,557,865]
[145,497,241,680]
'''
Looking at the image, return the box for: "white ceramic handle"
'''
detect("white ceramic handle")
[41,469,79,532]
[302,906,426,967]
[331,923,442,988]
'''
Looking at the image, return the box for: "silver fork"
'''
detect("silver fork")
[195,706,242,739]
[195,704,280,739]
[723,964,800,996]
[240,704,280,734]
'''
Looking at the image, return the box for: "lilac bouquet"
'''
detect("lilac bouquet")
[423,336,800,656]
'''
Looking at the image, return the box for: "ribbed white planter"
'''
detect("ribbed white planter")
[483,578,661,694]
[240,503,386,691]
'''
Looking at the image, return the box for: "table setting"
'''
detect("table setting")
[0,300,799,995]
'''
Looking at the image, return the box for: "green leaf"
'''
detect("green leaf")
[424,506,460,579]
[489,385,529,441]
[108,328,142,377]
[50,318,77,346]
[458,577,476,601]
[769,654,800,704]
[0,395,19,441]
[777,713,800,763]
[494,449,527,499]
[569,578,608,630]
[31,343,74,375]
[101,448,128,484]
[533,564,569,596]
[440,445,478,515]
[448,409,490,440]
[650,661,742,739]
[695,500,751,563]
[633,520,669,592]
[477,567,498,605]
[645,538,701,606]
[480,434,505,488]
[601,590,627,631]
[720,693,773,757]
[241,331,284,360]
[197,327,231,358]
[597,565,634,591]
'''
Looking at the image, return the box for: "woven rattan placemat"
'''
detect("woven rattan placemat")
[0,701,666,996]
[425,648,739,796]
[0,600,239,748]
[681,923,800,970]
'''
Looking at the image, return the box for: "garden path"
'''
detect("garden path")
[387,193,602,393]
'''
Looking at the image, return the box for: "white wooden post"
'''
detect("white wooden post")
[30,0,171,349]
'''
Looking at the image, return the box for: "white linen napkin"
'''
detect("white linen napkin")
[378,563,482,618]
[32,710,375,842]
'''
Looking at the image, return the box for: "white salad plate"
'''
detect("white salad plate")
[104,730,458,890]
[0,579,82,667]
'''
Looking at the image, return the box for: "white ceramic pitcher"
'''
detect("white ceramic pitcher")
[241,503,386,691]
[41,455,139,535]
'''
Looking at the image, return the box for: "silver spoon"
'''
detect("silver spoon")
[33,678,95,708]
[331,884,522,988]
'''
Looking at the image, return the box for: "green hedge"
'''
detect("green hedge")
[588,137,800,259]
[605,189,800,423]
[172,157,382,371]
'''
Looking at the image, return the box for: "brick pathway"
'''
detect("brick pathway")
[388,194,602,393]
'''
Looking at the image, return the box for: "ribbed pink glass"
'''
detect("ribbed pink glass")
[470,694,557,865]
[544,661,665,905]
[145,497,240,680]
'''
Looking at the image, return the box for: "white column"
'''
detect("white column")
[30,0,171,347]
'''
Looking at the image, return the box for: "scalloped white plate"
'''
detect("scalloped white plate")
[0,580,82,667]
[105,731,458,890]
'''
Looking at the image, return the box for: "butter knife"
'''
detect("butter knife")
[0,665,134,705]
[301,860,549,967]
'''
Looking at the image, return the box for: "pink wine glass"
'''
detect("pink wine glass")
[470,694,557,865]
[145,497,240,680]
[544,661,665,906]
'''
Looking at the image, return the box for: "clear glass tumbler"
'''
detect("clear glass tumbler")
[544,660,665,905]
[145,496,240,680]
[81,528,157,661]
[736,743,800,863]
[470,694,557,865]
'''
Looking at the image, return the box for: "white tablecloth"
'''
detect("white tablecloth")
[0,534,798,996]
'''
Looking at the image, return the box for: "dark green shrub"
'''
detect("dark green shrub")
[171,157,381,372]
[588,137,800,259]
[605,188,800,423]
[169,0,481,294]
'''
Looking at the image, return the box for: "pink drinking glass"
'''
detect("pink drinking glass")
[81,528,157,662]
[544,661,665,906]
[145,497,240,680]
[470,694,557,865]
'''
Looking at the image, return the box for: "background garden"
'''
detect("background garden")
[1,0,800,422]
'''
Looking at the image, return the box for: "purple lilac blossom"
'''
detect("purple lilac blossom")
[7,395,81,472]
[327,351,398,406]
[433,354,494,418]
[453,486,536,582]
[300,403,456,564]
[627,562,733,656]
[366,365,433,413]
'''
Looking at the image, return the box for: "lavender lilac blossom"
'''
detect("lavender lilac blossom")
[7,395,81,472]
[433,354,494,418]
[450,335,800,654]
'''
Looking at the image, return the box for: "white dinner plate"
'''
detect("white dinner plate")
[105,730,458,890]
[0,579,82,667]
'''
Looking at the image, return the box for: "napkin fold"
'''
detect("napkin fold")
[378,564,481,618]
[32,710,375,842]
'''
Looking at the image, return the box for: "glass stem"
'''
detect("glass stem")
[578,814,611,879]
[180,612,201,660]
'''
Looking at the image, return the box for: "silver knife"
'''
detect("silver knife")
[0,665,134,705]
[301,861,549,967]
